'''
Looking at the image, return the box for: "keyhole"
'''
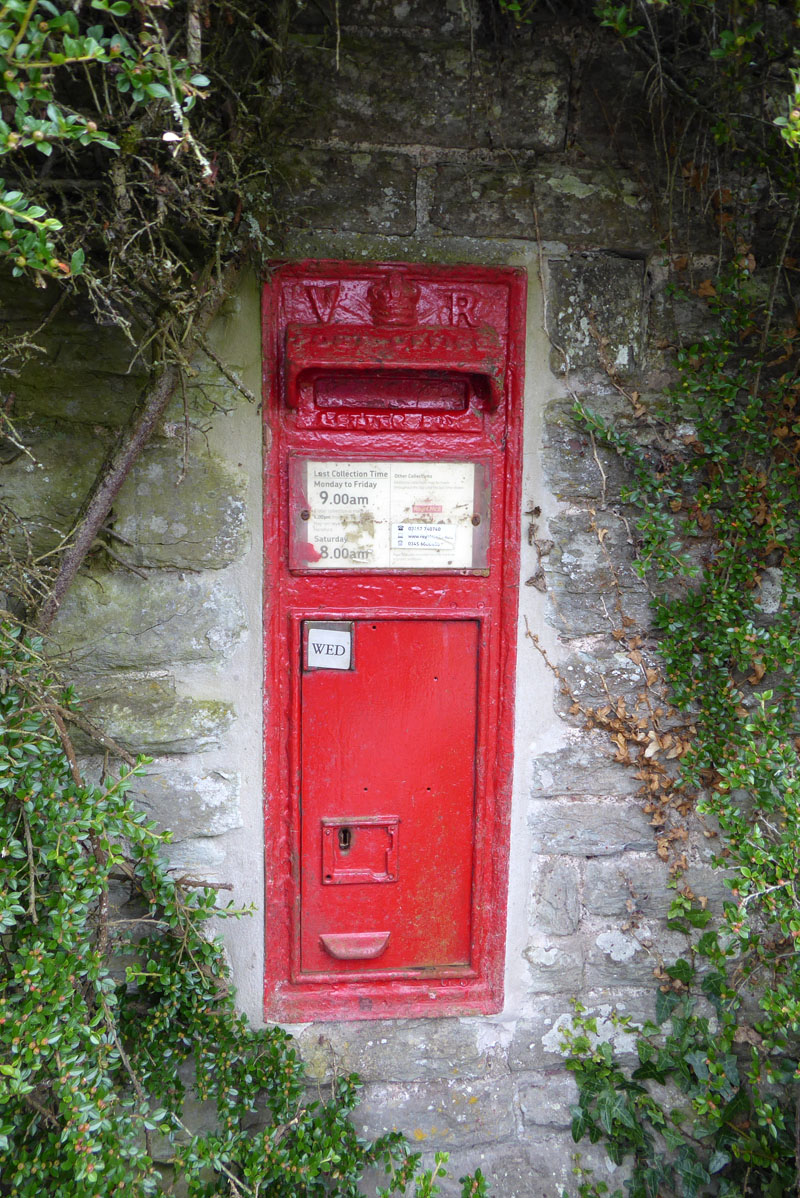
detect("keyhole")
[338,827,351,853]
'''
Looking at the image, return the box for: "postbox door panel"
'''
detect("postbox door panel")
[299,619,478,976]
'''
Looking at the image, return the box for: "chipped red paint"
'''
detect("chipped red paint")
[263,260,526,1021]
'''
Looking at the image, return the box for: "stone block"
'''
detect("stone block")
[522,936,584,995]
[297,0,480,35]
[351,1076,517,1149]
[489,48,569,152]
[535,165,655,249]
[278,148,416,235]
[547,255,647,376]
[162,837,227,875]
[530,737,642,797]
[529,856,581,936]
[508,998,651,1072]
[51,572,246,671]
[75,675,234,755]
[584,855,731,919]
[548,511,638,595]
[574,43,652,163]
[545,510,652,637]
[291,36,472,147]
[541,396,635,504]
[127,760,242,840]
[361,1144,541,1198]
[518,1069,578,1129]
[525,1131,631,1197]
[412,1144,551,1198]
[11,343,146,426]
[403,1133,629,1198]
[0,274,68,323]
[507,1011,576,1071]
[291,37,567,151]
[555,645,649,713]
[585,922,686,988]
[546,585,654,640]
[296,1018,488,1083]
[0,429,105,554]
[430,160,536,238]
[113,441,248,569]
[158,375,242,429]
[528,798,654,856]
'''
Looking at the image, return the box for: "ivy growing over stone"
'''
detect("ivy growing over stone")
[549,1,800,1195]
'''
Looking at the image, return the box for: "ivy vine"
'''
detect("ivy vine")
[553,2,800,1196]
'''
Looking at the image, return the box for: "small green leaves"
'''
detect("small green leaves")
[0,617,460,1198]
[0,0,210,279]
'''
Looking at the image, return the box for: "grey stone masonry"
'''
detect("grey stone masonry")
[0,1,738,1193]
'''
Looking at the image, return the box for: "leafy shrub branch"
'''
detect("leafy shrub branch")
[0,622,490,1197]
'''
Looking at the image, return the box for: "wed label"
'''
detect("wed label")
[291,460,486,570]
[304,621,353,670]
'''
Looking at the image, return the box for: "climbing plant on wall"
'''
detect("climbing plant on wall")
[537,2,800,1195]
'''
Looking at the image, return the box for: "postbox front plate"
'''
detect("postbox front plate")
[263,260,526,1020]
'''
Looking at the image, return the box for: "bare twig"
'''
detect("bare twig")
[187,0,203,66]
[52,702,137,766]
[195,333,257,403]
[50,705,82,785]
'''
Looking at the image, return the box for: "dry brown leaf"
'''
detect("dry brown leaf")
[748,658,766,684]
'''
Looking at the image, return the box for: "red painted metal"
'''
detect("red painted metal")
[263,260,526,1021]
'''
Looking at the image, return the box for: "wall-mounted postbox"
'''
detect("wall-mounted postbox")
[263,260,526,1020]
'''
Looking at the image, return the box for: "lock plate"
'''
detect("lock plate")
[321,815,399,885]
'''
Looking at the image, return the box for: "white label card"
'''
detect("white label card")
[295,460,482,570]
[305,624,353,670]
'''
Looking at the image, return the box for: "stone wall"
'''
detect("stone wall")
[0,3,725,1194]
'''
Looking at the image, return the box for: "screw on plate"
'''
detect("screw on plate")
[300,509,310,521]
[471,514,481,526]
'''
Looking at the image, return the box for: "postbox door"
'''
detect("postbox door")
[299,618,478,976]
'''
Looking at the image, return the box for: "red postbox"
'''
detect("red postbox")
[263,260,526,1020]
